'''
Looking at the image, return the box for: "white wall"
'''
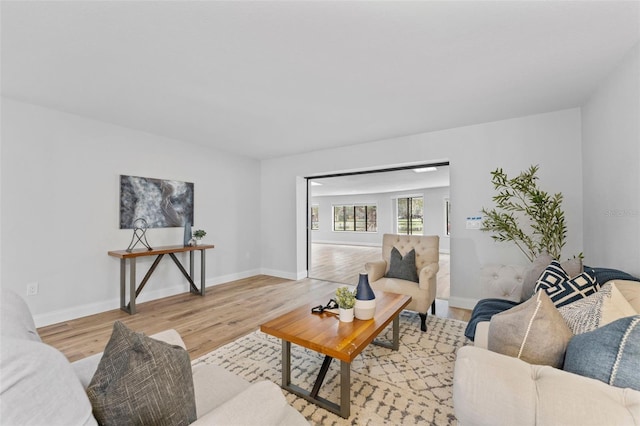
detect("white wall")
[311,186,451,252]
[1,98,262,326]
[582,42,640,277]
[261,109,584,309]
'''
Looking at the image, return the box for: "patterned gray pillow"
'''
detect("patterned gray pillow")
[87,321,196,426]
[558,283,637,335]
[558,284,610,334]
[385,247,419,283]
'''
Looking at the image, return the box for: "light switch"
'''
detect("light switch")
[466,216,483,230]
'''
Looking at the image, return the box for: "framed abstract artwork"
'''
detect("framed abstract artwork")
[119,175,194,229]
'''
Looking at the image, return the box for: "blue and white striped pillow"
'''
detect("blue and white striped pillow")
[564,315,640,390]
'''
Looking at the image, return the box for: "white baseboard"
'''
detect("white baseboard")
[207,269,261,286]
[259,268,302,280]
[447,296,478,310]
[33,269,263,328]
[312,240,381,247]
[33,284,187,328]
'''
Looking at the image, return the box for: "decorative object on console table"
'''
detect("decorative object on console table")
[119,175,194,229]
[183,220,192,247]
[126,218,153,252]
[355,273,376,320]
[335,286,356,322]
[193,229,206,246]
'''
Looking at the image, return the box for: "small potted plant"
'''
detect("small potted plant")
[192,229,207,245]
[335,286,356,322]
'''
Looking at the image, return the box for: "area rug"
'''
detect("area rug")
[193,312,469,425]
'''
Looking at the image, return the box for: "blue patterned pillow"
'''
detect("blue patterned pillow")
[385,247,419,283]
[564,315,640,391]
[534,260,569,292]
[535,261,599,307]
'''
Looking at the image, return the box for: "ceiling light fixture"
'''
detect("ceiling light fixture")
[413,167,437,173]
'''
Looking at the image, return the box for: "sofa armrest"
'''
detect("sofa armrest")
[72,329,186,388]
[473,321,490,349]
[418,262,439,291]
[365,260,387,282]
[453,346,640,426]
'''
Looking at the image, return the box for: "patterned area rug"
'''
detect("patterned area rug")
[194,312,468,425]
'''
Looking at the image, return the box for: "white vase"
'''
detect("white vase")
[339,307,354,322]
[355,299,376,320]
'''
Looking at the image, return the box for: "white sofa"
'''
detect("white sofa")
[453,269,640,426]
[454,344,640,426]
[0,289,308,426]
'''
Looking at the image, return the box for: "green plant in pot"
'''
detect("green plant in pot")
[480,165,574,261]
[193,229,206,245]
[335,286,356,322]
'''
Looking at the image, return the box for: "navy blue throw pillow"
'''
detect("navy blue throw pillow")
[385,247,419,283]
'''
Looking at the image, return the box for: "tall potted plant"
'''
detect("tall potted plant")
[480,165,570,261]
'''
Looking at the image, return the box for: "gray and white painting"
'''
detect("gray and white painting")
[120,175,194,229]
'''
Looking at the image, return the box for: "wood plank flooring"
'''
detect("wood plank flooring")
[39,276,470,363]
[310,243,451,299]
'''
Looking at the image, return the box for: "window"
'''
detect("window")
[333,205,377,232]
[311,205,319,230]
[397,196,423,235]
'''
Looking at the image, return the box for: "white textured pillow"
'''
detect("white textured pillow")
[602,283,638,325]
[558,283,637,335]
[609,280,640,312]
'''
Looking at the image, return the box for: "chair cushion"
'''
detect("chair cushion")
[87,321,196,426]
[564,315,640,391]
[385,247,418,283]
[488,291,572,368]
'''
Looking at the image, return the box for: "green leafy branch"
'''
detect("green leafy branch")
[481,165,567,262]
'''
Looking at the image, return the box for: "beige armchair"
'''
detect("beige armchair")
[365,234,439,331]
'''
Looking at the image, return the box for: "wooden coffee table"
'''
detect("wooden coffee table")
[260,290,411,418]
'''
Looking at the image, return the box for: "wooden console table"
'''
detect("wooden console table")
[108,244,214,314]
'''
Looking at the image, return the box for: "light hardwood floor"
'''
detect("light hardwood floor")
[310,243,451,299]
[39,275,470,363]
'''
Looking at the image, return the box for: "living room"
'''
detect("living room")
[1,1,639,424]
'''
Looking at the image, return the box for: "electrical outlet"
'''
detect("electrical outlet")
[26,282,39,296]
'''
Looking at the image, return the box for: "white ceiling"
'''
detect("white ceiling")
[310,165,450,197]
[2,1,639,160]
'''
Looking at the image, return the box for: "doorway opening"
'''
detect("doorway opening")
[306,162,451,300]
